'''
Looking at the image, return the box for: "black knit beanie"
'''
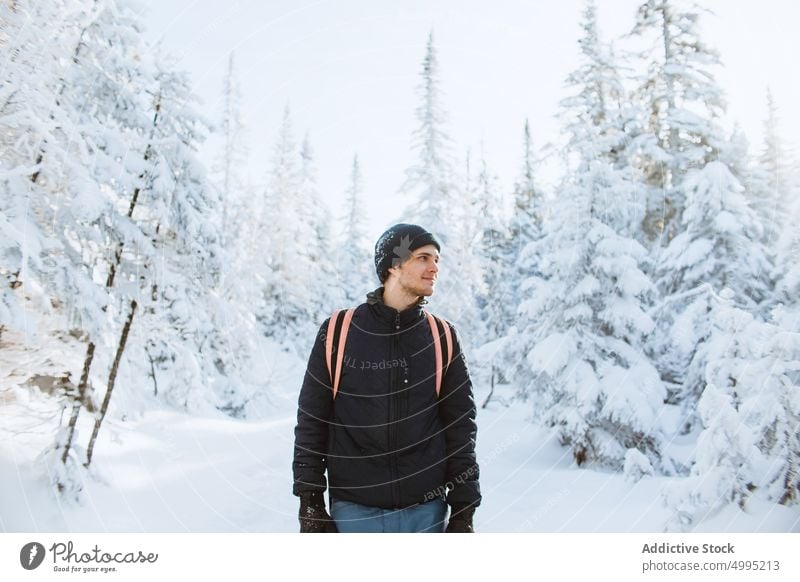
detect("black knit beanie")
[374,224,441,282]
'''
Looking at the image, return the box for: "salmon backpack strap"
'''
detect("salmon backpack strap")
[425,311,454,398]
[325,308,355,399]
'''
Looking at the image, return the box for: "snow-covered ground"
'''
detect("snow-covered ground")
[2,363,798,533]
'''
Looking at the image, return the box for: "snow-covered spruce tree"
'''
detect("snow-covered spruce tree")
[772,220,800,333]
[210,50,263,308]
[118,58,229,420]
[658,160,771,306]
[0,0,194,492]
[664,289,800,529]
[59,2,182,471]
[497,121,548,392]
[739,308,800,507]
[203,50,273,415]
[36,0,225,459]
[448,149,485,342]
[654,162,770,406]
[629,0,728,245]
[509,119,545,261]
[400,31,458,234]
[398,31,482,334]
[298,134,344,326]
[256,108,321,352]
[761,311,800,506]
[212,52,249,262]
[0,0,81,335]
[0,0,130,343]
[755,90,792,248]
[663,382,758,531]
[473,149,513,343]
[758,92,799,325]
[722,126,780,321]
[649,157,771,420]
[0,0,90,492]
[517,1,666,470]
[338,154,373,305]
[468,148,516,400]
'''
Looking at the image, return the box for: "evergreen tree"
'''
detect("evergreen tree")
[126,59,227,417]
[473,148,512,342]
[399,31,458,235]
[298,133,342,325]
[759,89,791,231]
[17,0,167,492]
[449,149,485,341]
[664,290,800,529]
[499,121,547,385]
[1,0,235,492]
[649,157,771,424]
[510,120,544,257]
[0,0,75,335]
[516,1,665,469]
[339,155,373,305]
[213,52,249,259]
[257,108,320,352]
[657,161,771,307]
[758,92,799,322]
[397,31,481,335]
[629,0,728,245]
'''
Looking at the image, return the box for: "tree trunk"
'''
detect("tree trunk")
[85,300,137,468]
[145,345,158,397]
[60,341,96,465]
[481,364,496,409]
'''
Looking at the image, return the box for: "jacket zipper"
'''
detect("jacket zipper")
[388,312,401,507]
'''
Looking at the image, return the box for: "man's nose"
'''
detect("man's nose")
[429,261,439,273]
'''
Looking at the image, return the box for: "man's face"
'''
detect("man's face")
[391,244,440,297]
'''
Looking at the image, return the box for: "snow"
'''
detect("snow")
[3,0,799,540]
[4,379,796,533]
[527,332,574,377]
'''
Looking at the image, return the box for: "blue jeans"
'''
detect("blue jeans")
[331,498,447,533]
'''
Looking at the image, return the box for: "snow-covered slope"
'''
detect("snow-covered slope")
[2,378,798,533]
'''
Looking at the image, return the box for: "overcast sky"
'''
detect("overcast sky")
[137,0,800,242]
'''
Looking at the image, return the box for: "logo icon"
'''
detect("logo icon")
[391,235,413,268]
[20,542,46,570]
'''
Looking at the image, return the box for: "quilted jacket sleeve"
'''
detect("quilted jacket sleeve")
[438,323,481,507]
[292,319,334,496]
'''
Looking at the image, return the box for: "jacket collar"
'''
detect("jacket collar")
[366,287,426,328]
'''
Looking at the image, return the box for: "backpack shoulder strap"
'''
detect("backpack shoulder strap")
[325,308,355,399]
[425,311,454,398]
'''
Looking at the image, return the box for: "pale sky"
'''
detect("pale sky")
[137,0,799,243]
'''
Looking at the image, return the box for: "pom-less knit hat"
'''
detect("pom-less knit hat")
[374,224,441,283]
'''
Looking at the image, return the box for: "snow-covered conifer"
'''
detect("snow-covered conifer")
[256,108,322,352]
[473,149,513,342]
[298,134,343,324]
[339,155,373,305]
[399,31,458,235]
[515,1,665,469]
[397,32,481,334]
[658,161,771,308]
[629,0,728,244]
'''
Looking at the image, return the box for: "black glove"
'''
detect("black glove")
[298,491,338,533]
[445,503,475,533]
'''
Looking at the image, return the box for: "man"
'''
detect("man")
[292,223,481,533]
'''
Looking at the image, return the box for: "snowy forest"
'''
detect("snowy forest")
[2,0,799,533]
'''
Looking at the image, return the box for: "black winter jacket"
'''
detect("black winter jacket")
[292,288,481,509]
